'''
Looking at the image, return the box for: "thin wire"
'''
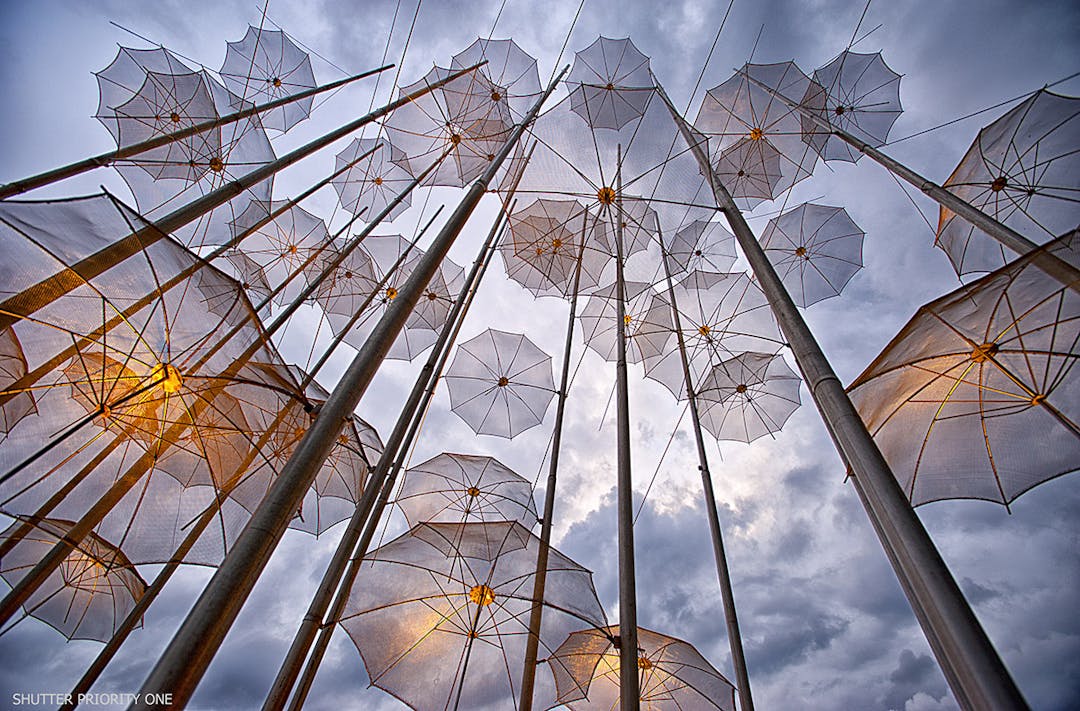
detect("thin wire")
[846,0,873,51]
[634,401,690,523]
[546,0,586,85]
[680,0,735,114]
[886,71,1080,146]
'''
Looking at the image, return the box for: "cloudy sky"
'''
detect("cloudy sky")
[1,0,1078,710]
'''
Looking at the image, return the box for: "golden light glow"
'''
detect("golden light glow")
[386,286,398,300]
[637,655,653,670]
[970,342,998,362]
[698,325,711,336]
[624,314,633,325]
[469,584,495,606]
[552,238,563,251]
[272,77,282,88]
[598,186,616,205]
[749,127,764,141]
[466,486,481,497]
[795,246,808,258]
[373,176,383,185]
[209,157,224,172]
[152,363,183,394]
[170,112,181,123]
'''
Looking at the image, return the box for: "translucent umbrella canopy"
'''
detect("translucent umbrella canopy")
[0,194,306,564]
[218,248,273,320]
[502,198,611,299]
[384,65,514,188]
[567,36,654,131]
[696,62,822,201]
[0,328,37,437]
[759,203,865,307]
[697,351,802,443]
[395,452,537,527]
[331,137,414,223]
[444,329,556,438]
[512,85,714,241]
[547,625,736,711]
[0,518,146,642]
[219,25,316,133]
[662,220,738,278]
[579,281,673,364]
[340,521,607,711]
[451,37,542,122]
[112,69,221,183]
[95,46,276,248]
[643,271,783,399]
[228,199,331,306]
[713,135,784,211]
[936,89,1080,276]
[316,234,433,361]
[800,51,903,163]
[848,231,1079,506]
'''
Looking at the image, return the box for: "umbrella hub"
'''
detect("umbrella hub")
[385,286,398,301]
[272,77,282,88]
[497,376,509,387]
[466,486,481,497]
[449,133,462,146]
[698,324,711,337]
[491,90,502,102]
[605,82,615,91]
[426,290,439,301]
[597,186,616,205]
[970,342,999,363]
[152,363,184,394]
[624,314,633,325]
[1031,393,1047,406]
[373,176,383,185]
[469,584,496,606]
[795,245,808,258]
[552,238,563,251]
[169,111,181,124]
[209,157,224,173]
[737,169,745,176]
[834,105,846,115]
[749,127,764,141]
[991,175,1008,192]
[637,655,653,670]
[736,383,748,394]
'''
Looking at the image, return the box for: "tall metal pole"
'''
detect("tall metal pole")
[613,148,641,711]
[0,64,393,200]
[658,236,754,711]
[518,210,591,711]
[264,179,524,710]
[131,67,567,710]
[0,62,486,335]
[281,202,519,711]
[657,85,1029,710]
[739,72,1080,292]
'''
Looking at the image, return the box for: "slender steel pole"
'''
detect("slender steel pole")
[0,64,393,200]
[658,237,754,711]
[131,67,566,710]
[265,190,521,711]
[657,85,1029,710]
[613,148,641,711]
[0,61,486,335]
[282,203,518,711]
[518,210,591,711]
[739,71,1080,292]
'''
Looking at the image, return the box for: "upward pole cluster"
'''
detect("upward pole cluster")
[0,19,1075,711]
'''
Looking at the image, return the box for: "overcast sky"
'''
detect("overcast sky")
[1,0,1078,710]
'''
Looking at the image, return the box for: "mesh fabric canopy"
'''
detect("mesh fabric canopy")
[567,37,654,131]
[547,625,736,710]
[759,203,864,307]
[444,329,556,438]
[663,220,738,278]
[801,51,903,163]
[451,38,542,122]
[0,328,37,437]
[95,46,276,248]
[332,137,414,223]
[697,351,802,443]
[395,452,537,527]
[848,231,1079,506]
[219,25,316,133]
[0,518,146,642]
[713,136,784,210]
[696,62,822,201]
[340,521,607,711]
[579,282,672,364]
[642,271,783,399]
[936,89,1080,275]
